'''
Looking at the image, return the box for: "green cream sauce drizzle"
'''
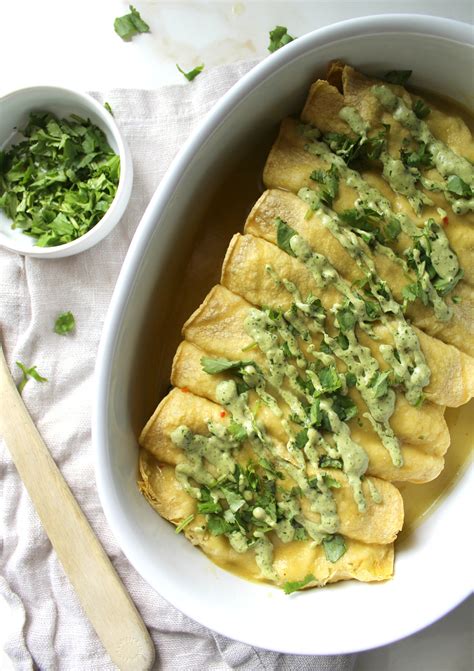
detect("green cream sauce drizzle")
[303,135,460,321]
[371,85,474,214]
[286,204,430,408]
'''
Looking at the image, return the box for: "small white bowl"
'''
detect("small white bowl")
[0,86,133,258]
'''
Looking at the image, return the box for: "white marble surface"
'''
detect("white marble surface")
[0,1,473,669]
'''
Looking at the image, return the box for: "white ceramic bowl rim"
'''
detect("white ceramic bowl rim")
[0,85,132,257]
[94,14,473,655]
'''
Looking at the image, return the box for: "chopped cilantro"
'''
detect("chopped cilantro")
[401,141,433,169]
[309,398,322,427]
[175,514,195,534]
[385,217,401,241]
[323,128,388,167]
[104,102,114,116]
[0,112,120,247]
[323,132,362,165]
[319,456,343,469]
[268,26,295,53]
[331,394,357,423]
[309,164,339,206]
[338,207,400,246]
[322,474,341,489]
[452,295,462,304]
[414,393,425,408]
[114,5,150,41]
[446,175,472,198]
[207,515,230,536]
[368,370,391,399]
[197,489,222,515]
[228,420,247,442]
[364,300,380,321]
[317,366,342,393]
[336,307,357,332]
[402,281,427,306]
[345,372,357,387]
[294,429,308,450]
[322,533,347,562]
[365,126,389,160]
[276,217,298,257]
[201,356,251,375]
[433,270,464,296]
[283,573,315,594]
[176,63,205,82]
[383,70,412,85]
[54,311,75,335]
[294,524,308,541]
[412,99,431,119]
[16,362,48,394]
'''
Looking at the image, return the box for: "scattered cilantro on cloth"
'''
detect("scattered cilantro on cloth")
[0,112,120,247]
[268,26,295,52]
[16,362,48,394]
[114,5,150,41]
[54,311,76,335]
[176,64,205,81]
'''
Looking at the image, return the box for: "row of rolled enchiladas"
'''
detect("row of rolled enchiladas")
[138,62,474,592]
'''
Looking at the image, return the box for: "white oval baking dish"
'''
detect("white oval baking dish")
[93,14,473,655]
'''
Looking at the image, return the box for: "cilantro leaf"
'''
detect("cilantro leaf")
[201,356,250,375]
[331,394,357,422]
[177,64,205,82]
[345,372,357,387]
[412,99,431,119]
[446,175,472,198]
[323,132,362,165]
[114,5,150,41]
[207,515,230,536]
[16,362,48,394]
[310,165,339,206]
[54,311,75,335]
[402,281,427,306]
[228,420,247,442]
[401,141,433,169]
[383,70,412,85]
[322,534,347,562]
[336,307,357,332]
[283,573,315,594]
[309,398,322,427]
[294,429,308,450]
[317,366,342,393]
[276,217,298,256]
[104,102,114,116]
[268,26,295,53]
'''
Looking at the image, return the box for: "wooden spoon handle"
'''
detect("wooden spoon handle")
[0,348,155,671]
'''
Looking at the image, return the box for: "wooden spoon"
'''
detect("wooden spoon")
[0,345,155,670]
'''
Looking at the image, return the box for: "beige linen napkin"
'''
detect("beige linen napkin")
[0,61,356,671]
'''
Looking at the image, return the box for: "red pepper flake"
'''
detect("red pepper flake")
[220,410,227,418]
[442,216,449,225]
[181,386,190,393]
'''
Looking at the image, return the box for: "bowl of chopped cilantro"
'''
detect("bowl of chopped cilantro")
[0,86,132,257]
